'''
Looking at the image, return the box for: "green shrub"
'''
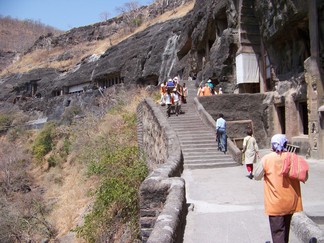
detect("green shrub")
[32,122,56,161]
[57,137,71,160]
[0,114,12,132]
[7,127,23,142]
[75,145,147,242]
[74,104,148,242]
[47,155,57,168]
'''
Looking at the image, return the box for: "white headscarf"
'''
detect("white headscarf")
[271,134,287,152]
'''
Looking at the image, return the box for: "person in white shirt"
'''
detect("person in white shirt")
[216,113,226,153]
[172,88,181,116]
[164,89,172,117]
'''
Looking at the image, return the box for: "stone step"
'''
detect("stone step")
[180,143,217,149]
[171,122,206,126]
[183,153,229,160]
[180,138,216,144]
[173,129,213,134]
[159,80,238,169]
[169,119,205,124]
[179,133,214,137]
[173,124,212,129]
[184,156,232,162]
[182,149,223,155]
[184,158,234,164]
[180,137,215,141]
[184,162,238,170]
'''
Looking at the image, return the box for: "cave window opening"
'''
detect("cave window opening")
[298,101,309,135]
[52,90,61,97]
[66,100,71,107]
[276,105,286,134]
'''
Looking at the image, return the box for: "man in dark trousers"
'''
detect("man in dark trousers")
[216,113,226,153]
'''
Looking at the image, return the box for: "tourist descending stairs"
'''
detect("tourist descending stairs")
[160,79,238,169]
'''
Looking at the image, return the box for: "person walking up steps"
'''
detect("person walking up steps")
[182,83,188,103]
[216,113,226,153]
[164,89,172,117]
[242,128,259,179]
[160,81,167,105]
[254,134,304,243]
[172,88,181,116]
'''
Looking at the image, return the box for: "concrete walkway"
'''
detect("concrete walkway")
[161,79,324,242]
[181,154,324,243]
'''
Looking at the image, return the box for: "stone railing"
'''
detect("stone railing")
[137,98,186,243]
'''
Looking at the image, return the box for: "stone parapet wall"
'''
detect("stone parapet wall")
[137,98,186,243]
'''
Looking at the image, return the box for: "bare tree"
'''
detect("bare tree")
[0,141,56,241]
[100,11,111,21]
[152,0,171,15]
[116,1,140,14]
[116,1,143,32]
[0,141,29,194]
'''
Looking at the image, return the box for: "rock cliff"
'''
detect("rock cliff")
[0,0,323,130]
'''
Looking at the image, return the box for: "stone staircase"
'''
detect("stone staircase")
[160,80,238,169]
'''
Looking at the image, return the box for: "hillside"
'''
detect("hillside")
[0,1,195,76]
[0,16,64,52]
[0,16,64,73]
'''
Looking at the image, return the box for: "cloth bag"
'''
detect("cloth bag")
[281,152,309,183]
[241,152,245,164]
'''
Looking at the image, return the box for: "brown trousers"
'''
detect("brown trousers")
[269,214,293,243]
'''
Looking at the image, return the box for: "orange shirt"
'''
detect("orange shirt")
[197,87,204,96]
[203,86,212,96]
[260,152,303,216]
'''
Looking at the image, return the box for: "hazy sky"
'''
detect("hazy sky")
[0,0,152,31]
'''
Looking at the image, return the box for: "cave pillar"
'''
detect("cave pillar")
[285,94,299,141]
[306,0,324,159]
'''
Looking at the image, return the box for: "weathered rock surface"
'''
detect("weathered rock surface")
[0,0,322,126]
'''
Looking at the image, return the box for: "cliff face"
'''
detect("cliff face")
[254,0,310,76]
[0,0,322,125]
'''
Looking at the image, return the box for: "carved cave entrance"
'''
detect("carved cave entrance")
[97,72,123,88]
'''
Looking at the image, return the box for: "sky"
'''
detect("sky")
[0,0,152,31]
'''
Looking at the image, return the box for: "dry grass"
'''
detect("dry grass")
[2,40,111,74]
[1,1,195,76]
[32,88,150,240]
[28,123,98,241]
[135,1,195,34]
[45,165,96,239]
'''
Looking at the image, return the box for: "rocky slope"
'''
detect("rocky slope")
[0,0,322,125]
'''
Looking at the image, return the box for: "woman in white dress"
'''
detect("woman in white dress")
[242,128,259,179]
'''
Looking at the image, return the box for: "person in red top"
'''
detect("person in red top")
[254,134,303,243]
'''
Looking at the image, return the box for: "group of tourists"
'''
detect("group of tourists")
[197,78,223,96]
[160,76,188,117]
[160,76,224,117]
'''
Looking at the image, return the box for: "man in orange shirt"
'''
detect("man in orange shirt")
[254,134,303,243]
